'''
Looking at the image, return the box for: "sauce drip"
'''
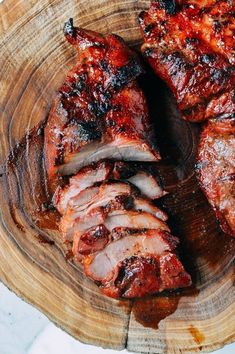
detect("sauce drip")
[133,295,180,329]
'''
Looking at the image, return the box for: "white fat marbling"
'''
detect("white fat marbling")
[0,283,234,354]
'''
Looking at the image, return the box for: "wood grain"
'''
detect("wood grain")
[0,1,234,353]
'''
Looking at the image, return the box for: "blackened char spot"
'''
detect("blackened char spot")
[61,73,87,97]
[75,121,102,142]
[88,101,110,118]
[116,195,134,210]
[200,54,216,64]
[210,67,233,83]
[113,161,137,179]
[144,24,155,34]
[100,60,109,71]
[162,52,188,72]
[108,58,143,91]
[106,119,116,127]
[54,145,64,166]
[214,20,222,32]
[138,10,146,23]
[74,73,87,91]
[183,107,194,116]
[144,48,154,57]
[64,18,75,38]
[159,0,176,14]
[185,37,199,45]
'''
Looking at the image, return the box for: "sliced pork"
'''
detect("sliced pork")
[134,197,168,221]
[74,227,191,298]
[102,252,192,298]
[62,207,170,242]
[54,160,166,215]
[45,19,191,298]
[83,230,179,281]
[128,171,167,199]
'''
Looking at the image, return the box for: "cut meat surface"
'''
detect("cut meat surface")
[83,230,179,281]
[128,171,167,199]
[62,208,169,242]
[77,228,191,298]
[54,161,166,215]
[134,198,168,221]
[44,19,160,193]
[197,117,235,237]
[101,252,191,298]
[68,182,134,213]
[59,182,135,241]
[104,210,169,233]
[53,161,111,213]
[139,0,235,122]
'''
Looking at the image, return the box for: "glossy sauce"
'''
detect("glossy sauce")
[133,295,180,329]
[5,66,235,329]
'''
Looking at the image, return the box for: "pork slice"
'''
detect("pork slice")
[71,182,133,210]
[134,197,168,221]
[128,171,167,199]
[53,161,113,214]
[58,137,159,177]
[53,161,114,214]
[70,161,113,187]
[101,251,191,298]
[64,207,169,243]
[83,230,179,281]
[104,210,169,233]
[60,209,106,242]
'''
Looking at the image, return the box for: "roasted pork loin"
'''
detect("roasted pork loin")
[139,0,235,237]
[197,117,235,237]
[45,19,191,298]
[139,0,235,122]
[44,19,160,193]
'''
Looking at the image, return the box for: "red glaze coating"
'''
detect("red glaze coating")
[44,19,160,192]
[44,20,191,298]
[139,0,235,122]
[197,117,235,237]
[139,1,235,237]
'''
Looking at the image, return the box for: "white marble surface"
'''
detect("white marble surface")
[0,282,234,354]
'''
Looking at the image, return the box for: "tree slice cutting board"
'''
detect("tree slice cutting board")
[0,1,234,353]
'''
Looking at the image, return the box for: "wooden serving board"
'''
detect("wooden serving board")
[0,1,234,353]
